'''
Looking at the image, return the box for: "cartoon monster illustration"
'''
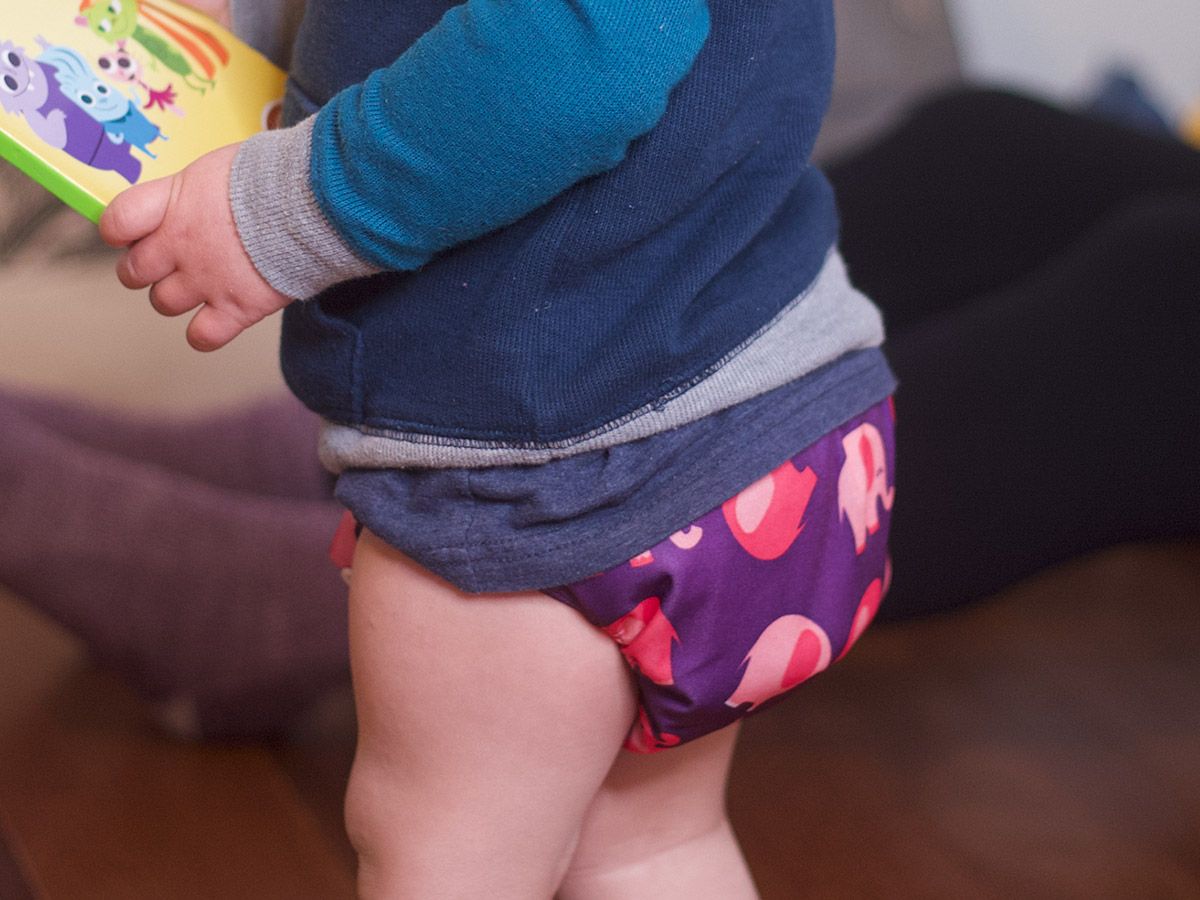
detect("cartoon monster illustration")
[77,0,229,94]
[725,614,832,711]
[0,40,140,183]
[602,596,679,686]
[97,40,183,116]
[38,40,165,158]
[836,422,894,555]
[722,460,818,561]
[0,41,66,145]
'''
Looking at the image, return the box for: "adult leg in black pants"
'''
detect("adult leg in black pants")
[827,89,1200,620]
[831,88,1200,328]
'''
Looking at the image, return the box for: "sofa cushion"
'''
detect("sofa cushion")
[818,0,961,161]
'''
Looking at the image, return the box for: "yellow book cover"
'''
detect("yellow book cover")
[0,0,286,222]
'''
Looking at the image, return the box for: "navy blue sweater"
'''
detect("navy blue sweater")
[238,0,846,448]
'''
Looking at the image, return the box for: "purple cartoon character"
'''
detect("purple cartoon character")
[37,40,165,159]
[0,39,140,183]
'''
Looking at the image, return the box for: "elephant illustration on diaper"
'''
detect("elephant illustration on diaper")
[836,422,894,555]
[723,460,818,561]
[602,596,679,686]
[724,614,833,710]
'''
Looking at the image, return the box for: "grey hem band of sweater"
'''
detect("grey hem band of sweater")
[318,250,883,470]
[229,117,384,300]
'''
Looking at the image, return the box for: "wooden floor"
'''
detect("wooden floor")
[1,540,1198,899]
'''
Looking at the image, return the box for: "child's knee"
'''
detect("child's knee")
[343,757,437,898]
[342,758,395,864]
[561,816,756,900]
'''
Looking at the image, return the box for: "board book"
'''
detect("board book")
[0,0,286,222]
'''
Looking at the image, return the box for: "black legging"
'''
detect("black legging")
[827,88,1200,621]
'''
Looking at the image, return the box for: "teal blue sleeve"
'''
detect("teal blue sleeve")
[308,0,710,271]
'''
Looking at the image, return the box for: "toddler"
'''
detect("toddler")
[100,0,896,895]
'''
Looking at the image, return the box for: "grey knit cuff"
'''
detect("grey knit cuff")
[229,117,383,300]
[228,0,300,68]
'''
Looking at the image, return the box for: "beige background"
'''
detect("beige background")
[0,197,284,413]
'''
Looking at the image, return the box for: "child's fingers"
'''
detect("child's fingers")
[148,273,202,318]
[186,303,248,353]
[99,177,173,248]
[117,237,175,290]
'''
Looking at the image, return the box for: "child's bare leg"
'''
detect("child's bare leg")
[559,723,758,899]
[344,529,637,899]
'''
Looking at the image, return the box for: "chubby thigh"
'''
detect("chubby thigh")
[343,529,637,898]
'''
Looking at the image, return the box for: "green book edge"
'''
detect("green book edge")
[0,134,105,224]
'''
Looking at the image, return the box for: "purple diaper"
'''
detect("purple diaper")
[544,398,896,753]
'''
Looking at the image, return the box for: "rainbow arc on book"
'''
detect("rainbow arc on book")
[0,0,285,221]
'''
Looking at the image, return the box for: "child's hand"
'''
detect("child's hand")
[100,144,292,352]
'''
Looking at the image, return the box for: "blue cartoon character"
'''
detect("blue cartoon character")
[37,38,165,159]
[0,39,140,182]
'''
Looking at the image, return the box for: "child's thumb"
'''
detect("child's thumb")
[99,177,173,248]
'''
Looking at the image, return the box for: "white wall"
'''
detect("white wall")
[948,0,1200,120]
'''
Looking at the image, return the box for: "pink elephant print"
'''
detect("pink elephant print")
[835,578,883,663]
[624,705,681,754]
[837,423,894,555]
[835,555,893,662]
[669,525,703,550]
[602,596,679,685]
[722,461,818,561]
[724,615,832,710]
[629,550,655,567]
